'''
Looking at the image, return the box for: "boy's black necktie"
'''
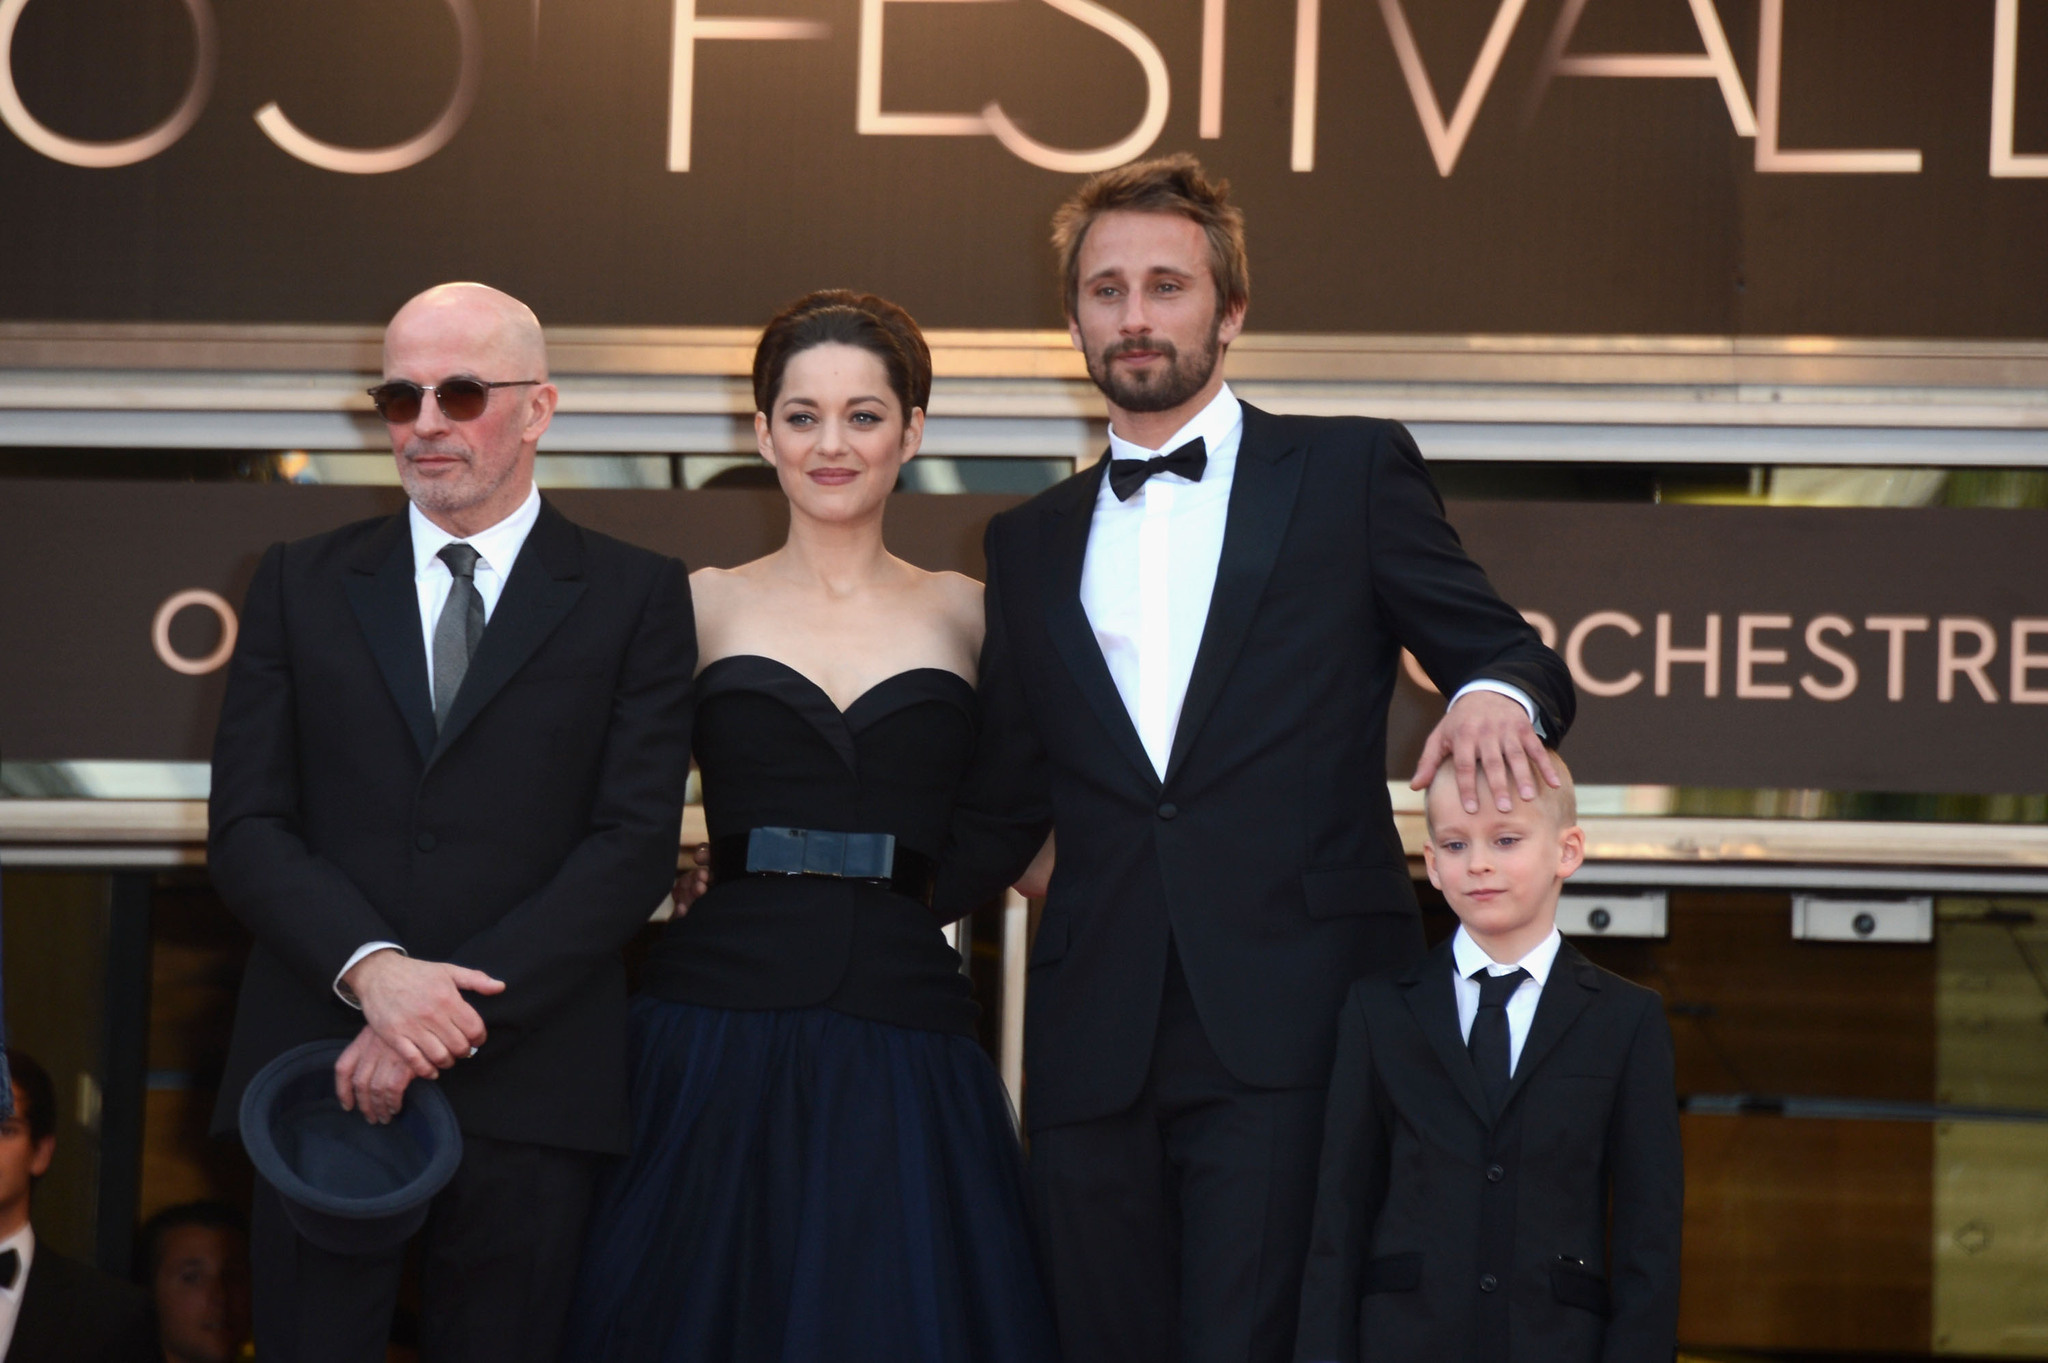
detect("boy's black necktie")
[1468,966,1529,1117]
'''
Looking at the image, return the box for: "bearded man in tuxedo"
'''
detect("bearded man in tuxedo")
[208,283,695,1363]
[938,155,1576,1363]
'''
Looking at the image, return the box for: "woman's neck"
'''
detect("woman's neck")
[775,507,896,595]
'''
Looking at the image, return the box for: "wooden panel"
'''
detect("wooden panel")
[1678,1114,1932,1353]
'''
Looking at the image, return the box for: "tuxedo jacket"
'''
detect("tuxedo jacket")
[7,1245,157,1363]
[208,500,696,1154]
[1295,938,1682,1363]
[938,406,1574,1130]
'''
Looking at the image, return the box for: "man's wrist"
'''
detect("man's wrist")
[334,942,407,1008]
[1449,679,1544,738]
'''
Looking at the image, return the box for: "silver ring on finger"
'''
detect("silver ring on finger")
[467,1046,479,1059]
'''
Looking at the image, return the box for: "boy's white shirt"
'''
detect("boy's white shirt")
[1451,923,1563,1077]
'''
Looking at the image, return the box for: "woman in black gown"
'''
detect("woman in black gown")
[559,292,1059,1362]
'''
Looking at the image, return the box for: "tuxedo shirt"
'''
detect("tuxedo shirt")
[1451,924,1562,1076]
[1080,387,1537,778]
[335,483,542,997]
[0,1222,32,1359]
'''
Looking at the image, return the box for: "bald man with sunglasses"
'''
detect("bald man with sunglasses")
[208,284,697,1363]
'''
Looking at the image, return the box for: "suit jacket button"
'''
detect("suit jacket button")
[1479,1274,1499,1292]
[416,832,437,852]
[1157,803,1178,820]
[1486,1164,1505,1182]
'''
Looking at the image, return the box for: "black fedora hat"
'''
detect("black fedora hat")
[240,1039,463,1255]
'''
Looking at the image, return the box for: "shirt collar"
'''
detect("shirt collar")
[1452,923,1563,986]
[409,482,542,578]
[0,1222,35,1296]
[1106,383,1242,467]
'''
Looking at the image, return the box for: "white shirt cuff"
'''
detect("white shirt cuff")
[334,942,406,1007]
[1449,679,1545,739]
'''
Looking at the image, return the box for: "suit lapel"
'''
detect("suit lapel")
[1499,939,1600,1114]
[1401,941,1493,1128]
[428,500,588,768]
[1041,460,1161,791]
[1163,404,1305,784]
[342,514,436,761]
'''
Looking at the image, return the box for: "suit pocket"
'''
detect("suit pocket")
[1550,1260,1609,1316]
[1363,1252,1422,1294]
[1303,865,1416,920]
[1029,912,1069,966]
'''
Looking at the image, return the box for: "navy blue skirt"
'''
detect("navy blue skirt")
[560,997,1061,1363]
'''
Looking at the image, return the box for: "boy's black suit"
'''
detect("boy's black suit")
[941,404,1574,1360]
[7,1244,157,1363]
[1297,936,1682,1363]
[207,500,696,1361]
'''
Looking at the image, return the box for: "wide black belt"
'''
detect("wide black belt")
[710,827,936,907]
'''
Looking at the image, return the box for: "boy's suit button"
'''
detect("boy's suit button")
[416,832,437,851]
[1157,803,1178,820]
[1478,1274,1499,1292]
[1486,1164,1505,1182]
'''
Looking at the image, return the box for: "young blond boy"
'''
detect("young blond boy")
[1295,755,1681,1362]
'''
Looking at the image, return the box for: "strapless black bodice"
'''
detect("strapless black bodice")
[637,654,980,1034]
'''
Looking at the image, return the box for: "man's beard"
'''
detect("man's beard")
[397,442,510,514]
[1085,313,1224,414]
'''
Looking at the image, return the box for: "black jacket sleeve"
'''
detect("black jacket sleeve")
[1296,984,1389,1363]
[1601,994,1684,1363]
[453,555,697,1038]
[208,542,405,996]
[932,517,1054,922]
[1365,423,1576,743]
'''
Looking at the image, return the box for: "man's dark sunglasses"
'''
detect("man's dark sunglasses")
[366,377,543,424]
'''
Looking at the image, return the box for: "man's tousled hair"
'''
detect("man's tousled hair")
[1051,153,1249,322]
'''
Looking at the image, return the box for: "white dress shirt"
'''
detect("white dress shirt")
[1080,386,1244,778]
[1078,387,1537,778]
[334,484,544,1003]
[0,1222,36,1359]
[1451,924,1563,1077]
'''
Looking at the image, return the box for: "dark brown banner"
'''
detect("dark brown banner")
[1,0,2045,335]
[2,482,2044,793]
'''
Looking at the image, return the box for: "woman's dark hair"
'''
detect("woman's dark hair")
[752,290,932,418]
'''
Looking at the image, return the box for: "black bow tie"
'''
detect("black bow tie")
[0,1247,18,1290]
[1108,437,1207,502]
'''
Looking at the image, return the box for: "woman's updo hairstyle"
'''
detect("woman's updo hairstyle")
[753,290,933,418]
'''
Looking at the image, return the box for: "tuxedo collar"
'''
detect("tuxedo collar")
[1042,457,1159,790]
[427,499,586,766]
[1401,937,1494,1127]
[1036,401,1304,792]
[1400,934,1605,1127]
[344,514,437,760]
[1161,403,1303,782]
[344,498,587,768]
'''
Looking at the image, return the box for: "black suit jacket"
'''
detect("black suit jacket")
[8,1244,157,1363]
[938,406,1574,1129]
[208,500,696,1154]
[1296,938,1682,1363]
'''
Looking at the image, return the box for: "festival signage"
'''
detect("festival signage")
[0,0,2044,335]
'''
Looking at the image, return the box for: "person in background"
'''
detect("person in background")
[134,1203,250,1363]
[1295,755,1682,1362]
[0,1049,157,1363]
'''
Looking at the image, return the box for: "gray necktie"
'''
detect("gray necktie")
[433,543,485,730]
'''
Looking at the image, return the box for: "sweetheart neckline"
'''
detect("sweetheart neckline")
[698,653,974,716]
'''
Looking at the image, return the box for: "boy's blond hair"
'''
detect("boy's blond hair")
[1423,749,1577,833]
